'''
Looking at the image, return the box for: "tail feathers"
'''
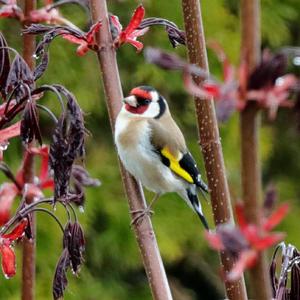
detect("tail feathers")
[196,177,209,193]
[199,186,209,203]
[196,210,209,230]
[187,189,209,230]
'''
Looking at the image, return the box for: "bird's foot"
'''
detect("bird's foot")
[130,207,154,226]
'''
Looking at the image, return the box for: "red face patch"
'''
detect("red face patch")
[125,103,148,114]
[130,87,151,99]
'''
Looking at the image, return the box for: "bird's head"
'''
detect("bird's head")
[122,86,167,119]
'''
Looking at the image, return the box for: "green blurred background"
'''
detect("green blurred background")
[1,0,300,299]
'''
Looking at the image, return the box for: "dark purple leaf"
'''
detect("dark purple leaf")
[23,24,59,35]
[23,24,82,37]
[283,289,290,300]
[20,99,42,145]
[72,165,100,187]
[70,165,100,206]
[269,260,277,298]
[270,243,300,300]
[62,221,85,274]
[24,215,33,240]
[54,85,85,158]
[50,117,72,201]
[269,244,282,299]
[165,26,186,48]
[144,47,209,78]
[290,250,300,300]
[49,85,85,202]
[279,245,292,300]
[70,183,85,206]
[139,17,186,48]
[0,32,10,99]
[248,52,288,90]
[63,221,72,249]
[52,248,70,300]
[217,225,249,258]
[290,262,300,300]
[277,284,288,300]
[69,222,85,274]
[23,24,84,58]
[145,47,185,70]
[263,184,277,213]
[5,54,34,100]
[47,0,90,15]
[216,98,236,122]
[33,51,49,81]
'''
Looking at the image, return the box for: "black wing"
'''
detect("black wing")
[179,152,209,192]
[157,146,209,193]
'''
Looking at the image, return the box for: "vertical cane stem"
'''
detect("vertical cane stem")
[181,1,248,299]
[88,1,173,299]
[240,1,272,299]
[21,1,36,299]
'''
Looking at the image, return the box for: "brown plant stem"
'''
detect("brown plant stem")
[21,0,36,298]
[89,1,172,299]
[240,1,272,299]
[181,1,248,299]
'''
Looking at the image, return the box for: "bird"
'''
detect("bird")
[114,86,209,229]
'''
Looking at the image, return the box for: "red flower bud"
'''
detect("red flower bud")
[0,243,16,278]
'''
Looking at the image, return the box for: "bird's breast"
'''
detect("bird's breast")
[114,114,182,193]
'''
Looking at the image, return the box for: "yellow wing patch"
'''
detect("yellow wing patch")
[161,147,194,183]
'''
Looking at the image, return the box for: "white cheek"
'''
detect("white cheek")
[119,103,159,119]
[143,103,159,118]
[120,105,139,119]
[121,105,131,115]
[150,91,159,102]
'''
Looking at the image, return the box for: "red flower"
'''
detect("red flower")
[28,4,84,30]
[28,6,61,24]
[205,202,288,281]
[146,44,298,122]
[0,219,27,278]
[27,145,54,190]
[24,21,102,57]
[0,183,19,225]
[62,21,102,56]
[0,146,53,226]
[111,5,148,51]
[246,74,297,120]
[0,0,23,21]
[0,100,16,117]
[16,145,54,192]
[181,41,242,115]
[0,122,21,144]
[0,122,21,161]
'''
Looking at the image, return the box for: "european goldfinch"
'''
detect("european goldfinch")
[115,86,209,229]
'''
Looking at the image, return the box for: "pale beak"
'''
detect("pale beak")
[123,95,137,107]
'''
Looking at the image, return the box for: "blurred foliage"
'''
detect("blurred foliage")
[0,0,300,299]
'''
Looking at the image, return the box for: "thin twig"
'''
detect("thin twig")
[0,198,54,235]
[36,104,58,123]
[30,208,64,233]
[66,202,77,222]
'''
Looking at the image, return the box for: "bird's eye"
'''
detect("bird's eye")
[136,97,151,105]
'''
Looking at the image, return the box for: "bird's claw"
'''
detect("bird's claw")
[130,208,154,226]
